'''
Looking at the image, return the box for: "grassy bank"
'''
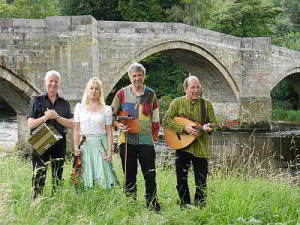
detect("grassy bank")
[0,148,299,225]
[272,109,300,123]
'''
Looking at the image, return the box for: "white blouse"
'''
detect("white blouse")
[74,103,113,135]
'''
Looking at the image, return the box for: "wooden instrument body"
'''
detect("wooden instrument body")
[71,135,86,185]
[117,111,140,134]
[164,117,240,150]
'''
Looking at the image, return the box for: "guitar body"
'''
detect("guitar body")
[164,117,199,150]
[164,117,240,150]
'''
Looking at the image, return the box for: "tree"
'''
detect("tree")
[60,0,122,21]
[209,0,283,37]
[280,0,300,31]
[271,79,299,110]
[270,0,300,51]
[142,53,188,99]
[118,0,174,22]
[272,32,300,51]
[0,0,60,18]
[165,0,219,28]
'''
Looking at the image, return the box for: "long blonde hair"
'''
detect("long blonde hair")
[81,77,105,106]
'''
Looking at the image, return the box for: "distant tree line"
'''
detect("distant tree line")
[1,0,299,109]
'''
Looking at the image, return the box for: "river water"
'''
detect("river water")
[0,113,17,149]
[1,114,300,171]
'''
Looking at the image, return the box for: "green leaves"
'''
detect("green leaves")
[209,0,283,37]
[0,0,61,19]
[142,54,188,99]
[60,0,122,20]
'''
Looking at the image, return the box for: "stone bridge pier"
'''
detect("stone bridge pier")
[0,15,299,143]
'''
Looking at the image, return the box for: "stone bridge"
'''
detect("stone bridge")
[0,15,299,141]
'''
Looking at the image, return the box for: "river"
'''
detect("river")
[0,113,17,149]
[1,114,300,172]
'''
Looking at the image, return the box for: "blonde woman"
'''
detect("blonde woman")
[73,77,119,188]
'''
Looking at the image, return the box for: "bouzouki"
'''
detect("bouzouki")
[164,117,240,150]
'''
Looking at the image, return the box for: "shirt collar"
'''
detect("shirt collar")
[185,95,200,104]
[130,84,145,96]
[43,92,62,100]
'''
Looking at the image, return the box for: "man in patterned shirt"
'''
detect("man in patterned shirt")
[111,62,160,211]
[162,76,216,208]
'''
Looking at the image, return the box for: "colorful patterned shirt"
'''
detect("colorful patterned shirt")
[162,96,216,158]
[111,85,160,146]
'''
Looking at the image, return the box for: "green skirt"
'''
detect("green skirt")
[80,134,119,188]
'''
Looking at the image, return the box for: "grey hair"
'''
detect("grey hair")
[183,75,200,90]
[45,70,61,82]
[128,62,146,78]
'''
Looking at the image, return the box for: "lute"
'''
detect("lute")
[164,117,240,150]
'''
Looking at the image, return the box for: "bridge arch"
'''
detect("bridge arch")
[0,66,38,141]
[0,66,38,115]
[271,66,300,110]
[113,40,240,104]
[271,67,300,90]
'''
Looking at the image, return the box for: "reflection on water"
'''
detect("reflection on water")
[210,128,300,169]
[0,114,17,148]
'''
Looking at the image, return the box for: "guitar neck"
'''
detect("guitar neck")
[194,123,231,131]
[209,124,222,129]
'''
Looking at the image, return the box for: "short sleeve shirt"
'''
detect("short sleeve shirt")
[74,103,112,135]
[27,92,72,136]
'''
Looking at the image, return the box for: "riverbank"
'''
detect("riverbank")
[0,147,299,224]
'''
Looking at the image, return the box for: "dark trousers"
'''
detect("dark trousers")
[32,138,66,197]
[119,143,158,206]
[175,150,208,206]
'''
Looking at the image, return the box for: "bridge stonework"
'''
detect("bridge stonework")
[0,16,299,141]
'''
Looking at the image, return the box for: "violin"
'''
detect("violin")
[71,135,86,185]
[115,111,140,134]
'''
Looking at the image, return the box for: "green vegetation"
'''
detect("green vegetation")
[271,79,300,123]
[272,109,300,123]
[0,0,60,18]
[0,147,299,224]
[271,80,298,111]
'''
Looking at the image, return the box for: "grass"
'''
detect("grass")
[0,146,300,225]
[272,109,300,123]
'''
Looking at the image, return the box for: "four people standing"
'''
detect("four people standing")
[28,68,216,211]
[28,70,73,198]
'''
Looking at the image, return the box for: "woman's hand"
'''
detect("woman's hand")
[74,148,80,156]
[104,150,112,162]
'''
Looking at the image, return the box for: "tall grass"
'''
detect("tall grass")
[272,109,300,123]
[0,145,300,225]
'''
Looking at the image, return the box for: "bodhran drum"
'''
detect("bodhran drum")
[28,123,63,156]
